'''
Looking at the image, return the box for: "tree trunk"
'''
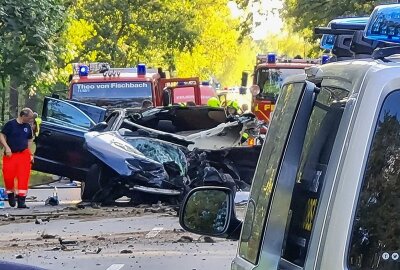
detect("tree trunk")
[9,76,19,119]
[25,93,39,112]
[1,75,7,123]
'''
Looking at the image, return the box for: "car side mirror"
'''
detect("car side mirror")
[89,121,108,132]
[179,187,242,240]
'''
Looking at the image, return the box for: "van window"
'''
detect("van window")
[280,86,348,267]
[348,90,400,269]
[238,82,304,264]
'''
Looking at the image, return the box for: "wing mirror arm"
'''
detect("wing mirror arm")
[89,121,108,132]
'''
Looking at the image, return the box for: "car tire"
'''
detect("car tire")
[81,164,104,202]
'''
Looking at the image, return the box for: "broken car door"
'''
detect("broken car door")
[33,97,104,180]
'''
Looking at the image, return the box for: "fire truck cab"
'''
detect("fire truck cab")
[250,54,320,122]
[69,63,211,109]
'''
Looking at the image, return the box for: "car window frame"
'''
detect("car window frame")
[238,80,315,265]
[43,98,96,131]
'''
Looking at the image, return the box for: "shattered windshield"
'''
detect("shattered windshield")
[126,137,188,176]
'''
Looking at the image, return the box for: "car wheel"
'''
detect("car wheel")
[81,164,104,202]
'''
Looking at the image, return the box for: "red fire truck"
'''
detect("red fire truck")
[68,63,215,108]
[250,54,320,122]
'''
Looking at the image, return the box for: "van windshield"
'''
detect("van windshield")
[256,68,306,97]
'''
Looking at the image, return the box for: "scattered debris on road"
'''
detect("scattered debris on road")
[177,235,194,243]
[203,236,216,243]
[41,232,57,239]
[120,249,133,254]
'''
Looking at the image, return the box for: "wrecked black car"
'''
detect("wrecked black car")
[33,97,261,204]
[83,131,260,204]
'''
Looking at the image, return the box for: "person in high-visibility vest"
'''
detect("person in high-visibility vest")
[226,100,250,145]
[226,100,240,116]
[207,97,221,108]
[0,108,35,208]
[32,112,42,137]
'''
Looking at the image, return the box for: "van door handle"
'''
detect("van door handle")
[42,131,52,136]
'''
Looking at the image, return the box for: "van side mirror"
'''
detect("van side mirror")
[89,121,108,132]
[179,187,242,240]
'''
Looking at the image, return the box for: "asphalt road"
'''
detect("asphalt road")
[0,184,243,270]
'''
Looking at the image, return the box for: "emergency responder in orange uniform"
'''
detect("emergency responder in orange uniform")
[0,108,34,208]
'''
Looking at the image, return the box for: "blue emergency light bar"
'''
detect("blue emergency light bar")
[365,4,400,43]
[267,53,276,63]
[320,17,370,50]
[201,81,210,86]
[137,64,146,75]
[79,65,89,76]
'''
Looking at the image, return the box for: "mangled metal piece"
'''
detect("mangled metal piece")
[120,113,258,150]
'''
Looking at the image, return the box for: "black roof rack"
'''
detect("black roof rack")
[330,22,366,30]
[315,17,400,62]
[372,46,400,60]
[314,27,357,36]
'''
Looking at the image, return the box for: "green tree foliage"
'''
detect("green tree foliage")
[175,0,257,86]
[0,0,66,119]
[257,26,318,58]
[0,0,267,116]
[282,0,399,35]
[0,0,65,87]
[74,0,199,69]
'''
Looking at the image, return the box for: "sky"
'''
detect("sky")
[228,0,283,40]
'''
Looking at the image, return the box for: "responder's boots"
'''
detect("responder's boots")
[7,193,16,207]
[17,196,29,209]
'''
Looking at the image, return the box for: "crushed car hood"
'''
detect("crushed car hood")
[84,131,187,189]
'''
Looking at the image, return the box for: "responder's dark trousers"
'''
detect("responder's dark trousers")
[2,149,31,196]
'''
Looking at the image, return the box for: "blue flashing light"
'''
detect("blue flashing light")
[267,53,276,63]
[201,81,210,86]
[321,34,336,50]
[365,4,400,43]
[320,17,369,50]
[79,65,89,76]
[137,64,146,76]
[322,55,330,64]
[177,81,185,86]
